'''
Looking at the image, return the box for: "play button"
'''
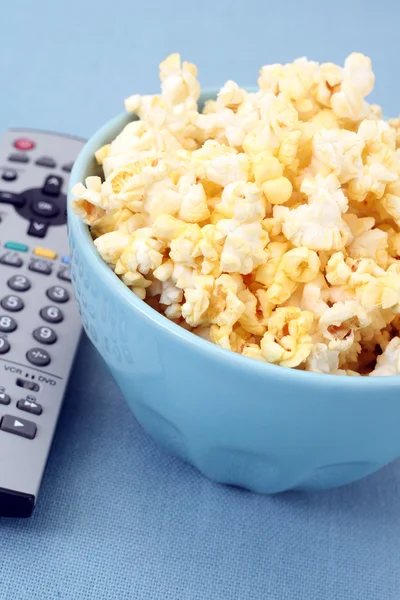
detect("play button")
[0,414,37,439]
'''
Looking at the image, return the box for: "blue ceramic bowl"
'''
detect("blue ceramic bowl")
[67,92,400,493]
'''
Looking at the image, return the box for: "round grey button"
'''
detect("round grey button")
[40,305,63,323]
[0,315,17,332]
[2,169,17,182]
[46,285,69,303]
[33,326,57,345]
[8,274,31,292]
[1,295,24,312]
[0,337,10,355]
[26,347,51,367]
[32,198,59,217]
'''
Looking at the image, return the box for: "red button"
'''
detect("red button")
[14,138,35,151]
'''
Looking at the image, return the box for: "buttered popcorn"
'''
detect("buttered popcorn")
[72,52,400,376]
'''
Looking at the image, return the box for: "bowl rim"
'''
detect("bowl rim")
[67,91,400,387]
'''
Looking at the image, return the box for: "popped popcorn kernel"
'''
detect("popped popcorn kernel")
[74,51,400,375]
[370,337,400,376]
[274,174,351,251]
[262,176,293,205]
[252,153,283,185]
[260,307,314,367]
[318,300,371,351]
[281,247,321,282]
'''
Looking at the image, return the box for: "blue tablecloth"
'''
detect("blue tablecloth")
[1,1,400,598]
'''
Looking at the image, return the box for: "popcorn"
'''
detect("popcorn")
[262,176,293,205]
[318,300,371,351]
[274,174,351,251]
[72,51,400,376]
[238,288,273,335]
[93,231,132,264]
[306,343,340,374]
[72,177,107,224]
[280,247,320,283]
[206,152,250,187]
[330,53,374,121]
[217,219,269,275]
[252,153,283,185]
[370,337,400,376]
[260,307,314,367]
[309,128,364,183]
[117,228,165,275]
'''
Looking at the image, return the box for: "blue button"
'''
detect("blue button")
[5,242,28,252]
[62,255,69,264]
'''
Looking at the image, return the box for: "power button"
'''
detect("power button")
[14,138,35,151]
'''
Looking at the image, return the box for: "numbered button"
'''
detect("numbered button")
[46,286,69,303]
[1,295,24,312]
[26,347,51,367]
[8,275,31,292]
[0,337,10,355]
[40,305,63,323]
[0,315,17,332]
[33,326,57,345]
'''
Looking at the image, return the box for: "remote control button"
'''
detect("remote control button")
[8,153,29,164]
[62,255,69,264]
[14,138,35,151]
[1,415,37,439]
[17,399,42,416]
[40,305,63,323]
[29,259,52,275]
[62,162,73,173]
[33,326,57,345]
[28,220,48,238]
[2,169,17,182]
[46,285,69,303]
[32,198,59,218]
[35,156,56,168]
[1,295,24,312]
[0,392,10,405]
[43,175,63,197]
[8,275,31,292]
[26,347,51,367]
[5,241,28,252]
[0,191,24,207]
[16,378,40,392]
[57,266,71,282]
[34,247,56,260]
[0,252,23,267]
[0,337,10,354]
[0,315,17,332]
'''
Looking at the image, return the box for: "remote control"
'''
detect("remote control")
[0,129,84,517]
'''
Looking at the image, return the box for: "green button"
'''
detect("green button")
[5,242,28,252]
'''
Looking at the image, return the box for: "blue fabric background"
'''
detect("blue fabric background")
[1,1,400,598]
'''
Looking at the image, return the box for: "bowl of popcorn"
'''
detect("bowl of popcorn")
[68,53,400,493]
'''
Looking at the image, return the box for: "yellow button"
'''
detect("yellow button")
[34,247,57,260]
